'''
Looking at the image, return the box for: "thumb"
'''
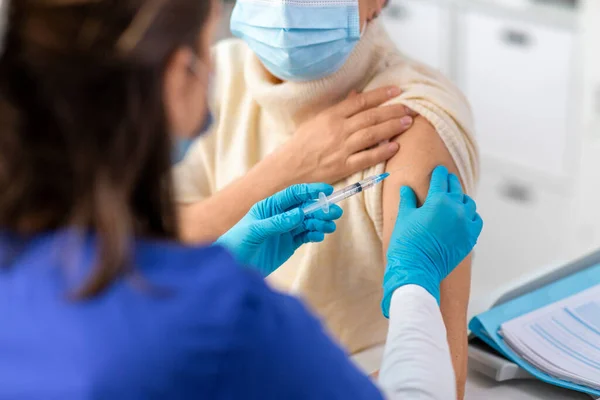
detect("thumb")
[426,166,449,200]
[254,208,304,238]
[399,186,417,212]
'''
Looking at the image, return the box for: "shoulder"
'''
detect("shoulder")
[367,57,479,194]
[134,240,312,330]
[138,242,323,363]
[371,57,473,128]
[135,241,261,306]
[123,241,382,398]
[137,242,246,297]
[365,20,472,120]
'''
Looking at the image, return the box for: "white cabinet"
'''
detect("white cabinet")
[470,165,575,316]
[459,9,583,312]
[459,11,575,180]
[381,0,450,74]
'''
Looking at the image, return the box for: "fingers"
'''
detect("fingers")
[345,103,412,135]
[346,142,399,172]
[294,231,326,247]
[332,86,401,118]
[346,117,412,154]
[471,213,484,239]
[426,166,449,199]
[465,194,483,237]
[291,204,342,241]
[254,208,304,238]
[399,186,417,212]
[274,183,334,212]
[304,219,337,234]
[448,173,463,195]
[305,204,344,221]
[463,195,477,220]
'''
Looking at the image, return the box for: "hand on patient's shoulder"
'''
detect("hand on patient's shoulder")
[278,86,415,185]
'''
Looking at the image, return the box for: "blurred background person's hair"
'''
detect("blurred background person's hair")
[0,0,212,296]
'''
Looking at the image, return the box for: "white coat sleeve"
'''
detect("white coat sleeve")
[378,285,457,400]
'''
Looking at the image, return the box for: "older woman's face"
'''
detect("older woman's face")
[359,0,388,27]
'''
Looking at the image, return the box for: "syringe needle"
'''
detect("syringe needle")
[387,165,413,176]
[301,173,390,216]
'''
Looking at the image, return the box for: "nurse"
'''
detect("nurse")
[0,1,482,400]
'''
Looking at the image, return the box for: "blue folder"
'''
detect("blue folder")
[469,262,600,397]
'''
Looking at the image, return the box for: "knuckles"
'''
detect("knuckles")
[364,110,378,126]
[321,114,343,137]
[363,128,376,144]
[354,95,368,111]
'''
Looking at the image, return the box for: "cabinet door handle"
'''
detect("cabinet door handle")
[385,4,408,20]
[502,29,532,47]
[499,182,533,204]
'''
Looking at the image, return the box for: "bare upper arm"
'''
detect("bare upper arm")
[381,116,469,286]
[381,115,472,299]
[381,116,470,293]
[381,115,471,397]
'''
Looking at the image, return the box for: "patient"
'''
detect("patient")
[175,0,478,396]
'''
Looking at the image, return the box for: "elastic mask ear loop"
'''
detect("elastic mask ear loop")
[171,52,214,165]
[189,52,215,133]
[188,52,203,79]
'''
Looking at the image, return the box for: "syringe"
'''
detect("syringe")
[301,173,390,216]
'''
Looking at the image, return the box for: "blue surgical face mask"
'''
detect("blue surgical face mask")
[230,0,361,82]
[172,110,213,165]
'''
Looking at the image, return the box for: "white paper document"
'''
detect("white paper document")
[500,284,600,390]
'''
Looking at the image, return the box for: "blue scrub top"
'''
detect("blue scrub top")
[0,230,383,400]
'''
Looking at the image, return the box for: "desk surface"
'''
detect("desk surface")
[466,369,590,400]
[352,345,591,400]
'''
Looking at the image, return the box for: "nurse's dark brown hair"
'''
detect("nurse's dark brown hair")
[0,0,212,296]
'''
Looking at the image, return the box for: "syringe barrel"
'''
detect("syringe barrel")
[356,176,381,191]
[327,183,362,204]
[301,192,329,215]
[300,173,389,216]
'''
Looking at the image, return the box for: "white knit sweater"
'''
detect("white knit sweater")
[175,19,478,354]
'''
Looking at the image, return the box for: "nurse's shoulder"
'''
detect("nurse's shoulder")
[0,231,278,399]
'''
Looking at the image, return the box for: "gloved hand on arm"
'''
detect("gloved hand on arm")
[216,183,343,276]
[382,166,484,317]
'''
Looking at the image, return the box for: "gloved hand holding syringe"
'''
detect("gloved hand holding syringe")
[301,173,390,215]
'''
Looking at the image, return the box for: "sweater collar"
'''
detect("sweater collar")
[244,19,393,128]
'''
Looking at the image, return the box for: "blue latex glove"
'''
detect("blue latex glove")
[216,183,343,276]
[382,166,483,317]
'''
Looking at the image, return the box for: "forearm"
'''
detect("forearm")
[379,285,456,400]
[440,256,472,400]
[178,153,295,243]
